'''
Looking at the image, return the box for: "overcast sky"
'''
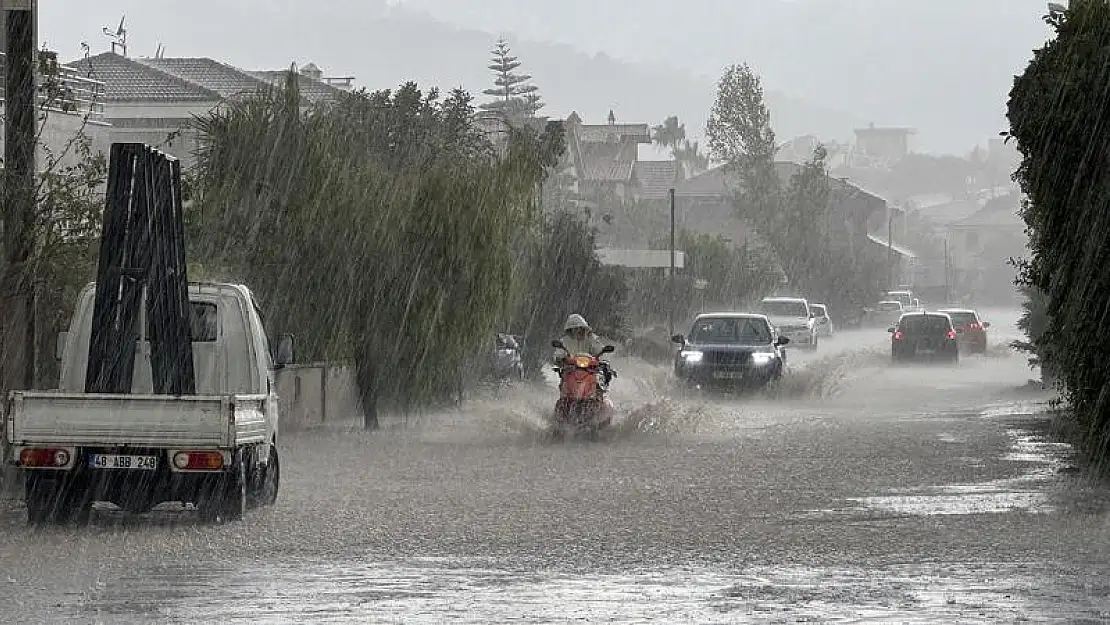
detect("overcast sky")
[40,1,1053,154]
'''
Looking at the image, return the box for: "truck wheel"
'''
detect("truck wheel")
[199,453,246,523]
[248,445,280,508]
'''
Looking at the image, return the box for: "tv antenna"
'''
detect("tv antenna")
[155,43,165,59]
[103,15,127,56]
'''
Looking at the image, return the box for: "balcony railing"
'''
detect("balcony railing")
[0,52,106,124]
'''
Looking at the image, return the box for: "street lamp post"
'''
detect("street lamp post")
[669,188,676,339]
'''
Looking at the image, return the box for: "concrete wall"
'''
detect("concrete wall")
[273,362,362,431]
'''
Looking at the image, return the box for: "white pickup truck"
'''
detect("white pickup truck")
[4,282,293,525]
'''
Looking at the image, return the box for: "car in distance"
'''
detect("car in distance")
[889,311,959,364]
[936,308,990,354]
[810,303,834,337]
[672,313,790,391]
[759,297,818,350]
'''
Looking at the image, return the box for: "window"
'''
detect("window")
[146,302,217,342]
[760,300,808,317]
[900,315,951,335]
[944,312,977,327]
[690,317,772,345]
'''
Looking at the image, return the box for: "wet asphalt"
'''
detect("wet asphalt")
[2,309,1109,623]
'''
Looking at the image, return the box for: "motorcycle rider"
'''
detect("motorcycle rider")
[554,314,613,390]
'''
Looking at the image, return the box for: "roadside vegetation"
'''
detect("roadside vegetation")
[1007,1,1110,462]
[705,63,886,316]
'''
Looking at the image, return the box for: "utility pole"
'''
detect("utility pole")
[887,208,894,290]
[943,237,950,305]
[669,188,676,339]
[2,0,38,394]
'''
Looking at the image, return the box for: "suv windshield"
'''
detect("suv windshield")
[761,300,808,317]
[900,315,952,335]
[943,311,977,326]
[690,317,772,345]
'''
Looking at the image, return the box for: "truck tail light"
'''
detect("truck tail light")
[173,451,224,470]
[20,448,69,468]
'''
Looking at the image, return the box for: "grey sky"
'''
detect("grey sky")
[42,1,1052,154]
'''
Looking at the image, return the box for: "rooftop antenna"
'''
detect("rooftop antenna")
[155,43,165,59]
[103,15,127,56]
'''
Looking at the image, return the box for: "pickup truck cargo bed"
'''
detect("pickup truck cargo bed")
[6,391,268,448]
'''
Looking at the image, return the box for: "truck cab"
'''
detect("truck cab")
[6,282,292,525]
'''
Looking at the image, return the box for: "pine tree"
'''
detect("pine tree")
[480,38,544,119]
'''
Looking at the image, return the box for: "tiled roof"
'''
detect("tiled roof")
[583,158,634,182]
[579,143,634,182]
[576,123,651,143]
[674,166,729,197]
[75,52,219,103]
[138,57,272,100]
[69,53,346,106]
[248,70,346,104]
[633,160,680,199]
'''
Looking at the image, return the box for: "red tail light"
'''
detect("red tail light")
[946,330,957,340]
[893,330,904,341]
[173,451,224,470]
[20,448,69,468]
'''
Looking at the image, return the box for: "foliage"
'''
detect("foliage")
[511,209,629,377]
[1006,0,1110,459]
[642,229,781,323]
[653,115,710,177]
[1011,286,1055,382]
[706,64,885,315]
[480,38,544,121]
[0,43,108,391]
[191,76,556,417]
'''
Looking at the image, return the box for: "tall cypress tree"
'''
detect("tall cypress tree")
[480,38,544,120]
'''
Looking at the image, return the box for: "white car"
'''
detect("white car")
[759,296,818,350]
[811,303,834,337]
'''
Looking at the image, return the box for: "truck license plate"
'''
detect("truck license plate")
[713,371,744,379]
[88,454,158,470]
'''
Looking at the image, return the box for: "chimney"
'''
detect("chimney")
[607,109,615,125]
[298,62,323,81]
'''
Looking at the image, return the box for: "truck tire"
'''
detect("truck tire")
[199,452,246,523]
[248,445,280,509]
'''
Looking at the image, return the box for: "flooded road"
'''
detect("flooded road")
[3,309,1110,623]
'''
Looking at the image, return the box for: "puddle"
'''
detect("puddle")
[848,491,1051,515]
[71,558,1110,623]
[822,426,1072,518]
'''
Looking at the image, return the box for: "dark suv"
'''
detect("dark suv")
[672,313,790,390]
[889,312,959,364]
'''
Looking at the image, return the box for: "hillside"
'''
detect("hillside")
[45,0,861,148]
[397,0,1053,152]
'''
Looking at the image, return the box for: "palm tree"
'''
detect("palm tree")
[651,116,686,154]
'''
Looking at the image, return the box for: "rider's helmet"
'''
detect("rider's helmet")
[564,314,590,340]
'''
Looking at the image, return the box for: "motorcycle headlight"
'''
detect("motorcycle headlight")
[680,350,704,363]
[751,352,775,365]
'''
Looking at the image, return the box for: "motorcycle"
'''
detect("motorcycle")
[491,333,524,381]
[550,340,617,439]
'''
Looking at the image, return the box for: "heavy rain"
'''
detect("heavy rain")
[0,1,1108,623]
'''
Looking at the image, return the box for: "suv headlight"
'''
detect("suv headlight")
[680,350,703,363]
[751,352,775,365]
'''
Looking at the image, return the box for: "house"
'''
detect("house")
[946,193,1027,304]
[73,52,351,168]
[0,50,111,170]
[671,163,887,258]
[867,233,919,291]
[853,123,915,162]
[564,111,651,202]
